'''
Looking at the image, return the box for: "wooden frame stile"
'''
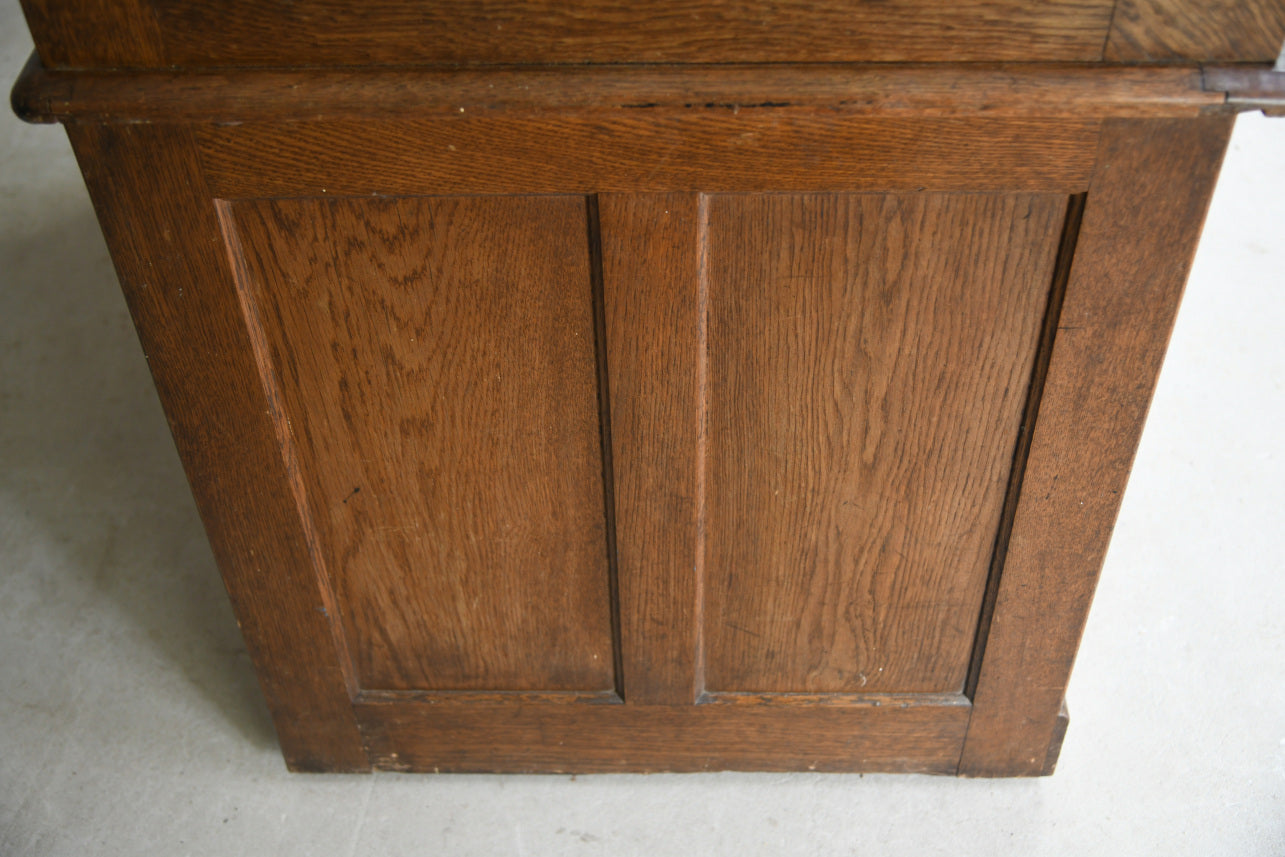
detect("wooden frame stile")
[960,116,1235,776]
[62,123,370,772]
[18,56,1251,774]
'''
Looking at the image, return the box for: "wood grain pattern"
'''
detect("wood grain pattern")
[21,0,1256,778]
[1106,0,1285,62]
[357,696,971,773]
[12,60,1229,126]
[17,0,163,69]
[702,691,963,707]
[224,195,616,693]
[21,0,1282,71]
[198,117,1100,199]
[600,194,705,705]
[702,193,1065,694]
[63,124,369,772]
[110,0,1110,68]
[958,116,1235,776]
[963,194,1086,699]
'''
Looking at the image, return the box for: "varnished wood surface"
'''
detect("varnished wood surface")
[197,117,1101,199]
[702,691,964,707]
[701,193,1063,694]
[20,0,1258,773]
[357,697,971,773]
[63,124,369,772]
[19,0,1113,70]
[354,689,622,705]
[1107,0,1285,63]
[601,194,705,705]
[958,116,1234,776]
[963,194,1086,699]
[18,0,162,70]
[22,0,1285,72]
[12,59,1232,125]
[224,195,616,693]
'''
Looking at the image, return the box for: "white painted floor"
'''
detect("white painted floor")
[2,9,1283,855]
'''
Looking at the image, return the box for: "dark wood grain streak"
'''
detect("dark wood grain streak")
[693,194,712,700]
[701,193,1064,695]
[197,117,1101,199]
[226,196,617,693]
[357,698,971,773]
[1106,0,1285,62]
[63,124,369,772]
[958,116,1234,777]
[963,194,1086,700]
[586,196,627,702]
[600,194,705,705]
[12,59,1230,125]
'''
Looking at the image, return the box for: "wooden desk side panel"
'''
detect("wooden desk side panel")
[53,104,1236,775]
[959,115,1234,776]
[701,193,1064,696]
[222,196,618,695]
[62,112,1084,774]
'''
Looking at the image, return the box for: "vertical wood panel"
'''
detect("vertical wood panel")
[960,116,1235,776]
[64,124,368,771]
[601,193,706,704]
[226,196,616,693]
[702,193,1065,695]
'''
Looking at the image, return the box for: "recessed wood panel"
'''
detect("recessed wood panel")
[703,193,1065,694]
[224,195,616,693]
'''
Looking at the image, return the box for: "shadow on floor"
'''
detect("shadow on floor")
[0,207,278,753]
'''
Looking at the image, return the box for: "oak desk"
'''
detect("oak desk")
[12,0,1285,775]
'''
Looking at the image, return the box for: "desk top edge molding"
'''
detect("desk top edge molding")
[12,55,1285,125]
